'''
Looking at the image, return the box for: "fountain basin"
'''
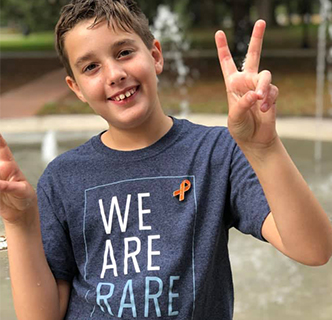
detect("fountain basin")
[0,126,331,319]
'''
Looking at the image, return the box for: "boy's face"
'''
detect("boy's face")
[64,18,164,130]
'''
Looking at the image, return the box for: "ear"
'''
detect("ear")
[151,39,164,75]
[66,76,87,103]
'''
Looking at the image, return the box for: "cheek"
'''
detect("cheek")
[80,78,104,101]
[135,56,157,77]
[138,63,158,88]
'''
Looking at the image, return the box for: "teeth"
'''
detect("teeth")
[113,87,137,101]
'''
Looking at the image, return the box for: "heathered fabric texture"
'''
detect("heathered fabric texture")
[37,117,270,320]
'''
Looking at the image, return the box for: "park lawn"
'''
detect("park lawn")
[188,23,319,50]
[0,24,318,51]
[161,73,330,117]
[0,31,55,51]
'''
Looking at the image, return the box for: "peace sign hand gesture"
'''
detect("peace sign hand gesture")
[215,20,279,152]
[0,134,37,225]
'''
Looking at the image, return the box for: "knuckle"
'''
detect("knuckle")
[261,70,272,81]
[0,162,6,175]
[244,72,252,83]
[272,84,279,95]
[268,85,279,102]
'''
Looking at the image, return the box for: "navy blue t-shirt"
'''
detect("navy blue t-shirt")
[37,117,270,319]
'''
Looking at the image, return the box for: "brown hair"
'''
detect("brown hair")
[55,0,155,79]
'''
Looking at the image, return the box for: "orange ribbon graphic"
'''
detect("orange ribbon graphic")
[173,179,191,201]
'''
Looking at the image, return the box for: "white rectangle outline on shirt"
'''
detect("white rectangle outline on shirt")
[83,175,197,319]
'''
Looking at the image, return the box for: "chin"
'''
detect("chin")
[106,106,153,131]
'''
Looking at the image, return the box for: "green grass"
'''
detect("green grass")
[187,24,319,50]
[0,31,55,51]
[0,24,319,52]
[37,100,93,116]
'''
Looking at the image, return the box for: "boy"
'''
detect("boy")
[0,0,331,319]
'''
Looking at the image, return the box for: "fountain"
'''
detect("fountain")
[315,0,332,164]
[328,7,332,115]
[151,5,191,117]
[41,130,58,165]
[0,236,7,251]
[1,137,331,319]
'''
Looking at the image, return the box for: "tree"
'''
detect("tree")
[255,0,278,26]
[1,0,69,32]
[298,0,313,48]
[274,0,319,49]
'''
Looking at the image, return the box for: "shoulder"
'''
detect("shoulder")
[38,136,97,187]
[170,117,237,166]
[175,117,236,150]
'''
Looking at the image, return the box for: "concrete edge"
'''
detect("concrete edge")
[1,114,332,143]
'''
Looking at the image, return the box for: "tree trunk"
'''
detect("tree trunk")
[199,0,218,27]
[299,0,312,49]
[255,0,275,26]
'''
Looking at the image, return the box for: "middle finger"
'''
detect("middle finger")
[244,20,266,73]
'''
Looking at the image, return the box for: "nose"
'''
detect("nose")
[105,61,127,86]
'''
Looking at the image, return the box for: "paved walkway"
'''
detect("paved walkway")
[0,68,69,119]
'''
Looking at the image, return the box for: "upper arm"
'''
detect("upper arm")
[262,211,332,266]
[262,212,288,255]
[57,279,71,319]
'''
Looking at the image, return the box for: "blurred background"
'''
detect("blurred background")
[0,0,332,319]
[1,0,332,117]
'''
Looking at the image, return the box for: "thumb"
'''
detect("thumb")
[228,90,258,122]
[0,180,37,214]
[0,180,32,198]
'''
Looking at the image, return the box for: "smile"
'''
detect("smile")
[109,86,139,102]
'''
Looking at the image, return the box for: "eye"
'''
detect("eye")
[83,63,98,73]
[118,49,133,58]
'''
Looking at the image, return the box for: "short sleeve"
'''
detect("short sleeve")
[37,180,78,281]
[228,144,270,241]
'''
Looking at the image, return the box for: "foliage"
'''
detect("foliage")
[0,0,69,32]
[0,23,319,52]
[0,0,323,33]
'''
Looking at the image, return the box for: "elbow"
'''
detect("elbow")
[317,239,332,266]
[303,247,332,267]
[306,255,331,267]
[290,253,331,267]
[305,235,332,266]
[292,241,332,267]
[319,247,332,266]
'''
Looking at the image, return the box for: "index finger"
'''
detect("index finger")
[215,30,237,81]
[0,134,15,162]
[244,20,266,73]
[0,134,24,181]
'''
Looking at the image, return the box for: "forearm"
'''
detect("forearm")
[4,205,62,320]
[215,17,332,264]
[240,137,332,265]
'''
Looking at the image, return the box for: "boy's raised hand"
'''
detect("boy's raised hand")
[215,20,279,150]
[0,134,37,224]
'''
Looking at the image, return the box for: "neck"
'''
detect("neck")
[101,112,173,151]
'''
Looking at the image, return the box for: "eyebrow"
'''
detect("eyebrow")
[74,38,137,69]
